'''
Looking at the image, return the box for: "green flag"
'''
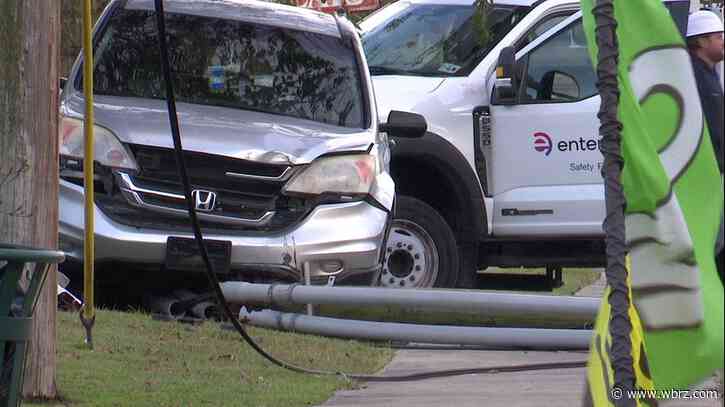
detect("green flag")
[580,0,724,392]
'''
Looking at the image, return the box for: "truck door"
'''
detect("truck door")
[485,12,605,238]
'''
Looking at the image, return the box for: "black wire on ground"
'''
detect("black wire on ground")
[153,0,588,382]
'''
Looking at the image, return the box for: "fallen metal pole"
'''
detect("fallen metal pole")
[190,300,219,320]
[239,308,593,350]
[149,295,186,320]
[221,282,599,323]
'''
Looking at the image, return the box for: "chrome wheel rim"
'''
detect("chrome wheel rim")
[381,219,439,288]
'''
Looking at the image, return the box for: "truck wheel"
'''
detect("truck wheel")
[380,196,459,288]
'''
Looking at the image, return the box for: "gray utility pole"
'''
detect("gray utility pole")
[0,0,61,399]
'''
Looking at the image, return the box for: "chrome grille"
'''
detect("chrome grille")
[92,146,310,232]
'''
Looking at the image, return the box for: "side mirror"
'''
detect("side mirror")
[59,77,68,91]
[379,110,427,139]
[493,46,517,104]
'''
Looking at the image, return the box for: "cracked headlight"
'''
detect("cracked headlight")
[283,154,376,196]
[60,116,138,170]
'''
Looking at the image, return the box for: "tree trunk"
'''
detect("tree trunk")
[0,0,61,400]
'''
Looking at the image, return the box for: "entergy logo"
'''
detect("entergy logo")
[533,132,553,156]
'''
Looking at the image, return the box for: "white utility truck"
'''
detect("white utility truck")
[360,0,691,288]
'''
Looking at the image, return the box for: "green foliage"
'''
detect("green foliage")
[61,0,110,75]
[471,0,493,48]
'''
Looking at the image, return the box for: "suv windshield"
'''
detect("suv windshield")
[78,8,365,128]
[362,3,530,77]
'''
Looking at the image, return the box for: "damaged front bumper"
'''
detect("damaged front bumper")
[59,181,388,285]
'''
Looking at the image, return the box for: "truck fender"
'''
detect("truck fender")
[390,131,487,243]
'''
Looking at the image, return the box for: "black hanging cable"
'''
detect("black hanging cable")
[592,0,635,406]
[152,0,315,377]
[152,0,588,382]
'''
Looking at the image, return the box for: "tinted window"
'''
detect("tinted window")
[78,8,365,128]
[520,19,597,102]
[362,4,530,77]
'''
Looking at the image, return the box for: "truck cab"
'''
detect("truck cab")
[359,0,691,288]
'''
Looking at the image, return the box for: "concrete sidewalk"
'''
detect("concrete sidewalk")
[320,349,591,407]
[319,271,722,407]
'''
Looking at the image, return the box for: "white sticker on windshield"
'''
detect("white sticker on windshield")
[254,75,275,88]
[438,63,461,74]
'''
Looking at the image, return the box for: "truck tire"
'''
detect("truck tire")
[380,195,460,288]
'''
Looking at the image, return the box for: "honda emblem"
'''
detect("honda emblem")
[191,190,217,212]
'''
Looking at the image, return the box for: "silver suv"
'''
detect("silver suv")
[59,0,424,286]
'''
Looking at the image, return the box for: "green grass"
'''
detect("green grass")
[471,267,602,296]
[24,309,394,407]
[503,267,603,296]
[554,268,602,296]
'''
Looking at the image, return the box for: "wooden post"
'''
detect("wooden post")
[0,0,61,400]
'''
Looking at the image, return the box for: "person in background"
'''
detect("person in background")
[688,10,724,171]
[687,10,724,282]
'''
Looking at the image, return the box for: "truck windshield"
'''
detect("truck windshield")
[362,4,530,77]
[77,8,365,128]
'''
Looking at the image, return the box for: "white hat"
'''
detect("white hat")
[687,10,724,38]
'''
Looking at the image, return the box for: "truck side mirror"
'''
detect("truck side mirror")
[379,110,427,138]
[493,46,518,104]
